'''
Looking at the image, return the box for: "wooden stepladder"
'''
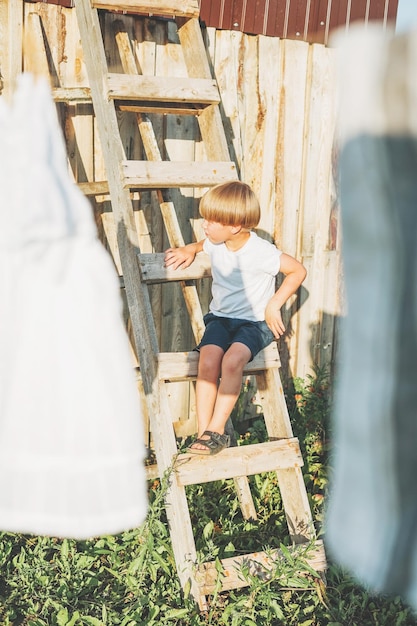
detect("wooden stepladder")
[73,0,326,609]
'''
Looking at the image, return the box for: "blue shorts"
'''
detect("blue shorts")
[196,312,275,360]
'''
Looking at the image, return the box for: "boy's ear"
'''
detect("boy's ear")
[230,225,242,235]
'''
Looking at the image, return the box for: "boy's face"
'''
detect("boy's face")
[202,219,239,244]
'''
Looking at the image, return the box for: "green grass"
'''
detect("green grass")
[0,368,416,625]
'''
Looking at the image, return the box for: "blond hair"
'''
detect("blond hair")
[199,181,260,229]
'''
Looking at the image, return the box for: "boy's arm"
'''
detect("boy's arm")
[265,253,307,338]
[164,240,205,270]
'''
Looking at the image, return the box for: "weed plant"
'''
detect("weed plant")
[0,369,416,625]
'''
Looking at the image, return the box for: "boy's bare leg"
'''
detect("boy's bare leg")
[195,344,224,439]
[192,342,251,450]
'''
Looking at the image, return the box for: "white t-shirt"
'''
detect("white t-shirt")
[203,231,282,322]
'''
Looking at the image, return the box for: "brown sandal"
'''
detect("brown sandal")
[186,431,230,456]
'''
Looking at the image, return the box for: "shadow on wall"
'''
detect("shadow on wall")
[278,287,341,391]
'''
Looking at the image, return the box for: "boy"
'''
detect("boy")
[164,181,306,455]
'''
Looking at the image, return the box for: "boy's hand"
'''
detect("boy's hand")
[164,246,196,270]
[265,301,286,338]
[265,252,306,338]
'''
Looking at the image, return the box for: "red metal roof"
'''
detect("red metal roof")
[199,0,399,44]
[24,1,399,44]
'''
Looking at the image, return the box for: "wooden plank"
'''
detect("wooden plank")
[137,19,165,345]
[78,181,110,196]
[118,102,204,115]
[255,35,281,236]
[107,73,220,104]
[236,31,258,184]
[232,32,279,236]
[139,251,211,283]
[101,212,123,275]
[197,540,327,594]
[51,6,96,192]
[175,439,303,486]
[296,44,337,379]
[275,39,309,379]
[157,343,281,381]
[319,251,341,371]
[257,368,293,438]
[92,0,200,18]
[145,463,159,481]
[258,368,315,543]
[52,87,92,102]
[275,39,309,259]
[78,182,141,203]
[0,0,23,99]
[123,160,238,187]
[210,29,243,170]
[168,380,194,438]
[23,12,50,80]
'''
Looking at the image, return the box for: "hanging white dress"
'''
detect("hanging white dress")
[0,74,148,539]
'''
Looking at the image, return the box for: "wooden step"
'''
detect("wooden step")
[118,102,206,116]
[78,181,140,201]
[157,343,281,381]
[78,181,109,196]
[52,87,92,103]
[107,74,220,106]
[123,160,238,188]
[139,252,211,283]
[197,540,327,594]
[92,0,200,18]
[52,82,216,114]
[174,439,303,486]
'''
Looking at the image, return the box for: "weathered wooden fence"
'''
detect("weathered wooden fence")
[0,3,342,430]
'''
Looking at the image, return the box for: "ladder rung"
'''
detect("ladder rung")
[52,87,92,103]
[197,540,327,594]
[78,181,109,196]
[91,0,200,18]
[139,252,211,283]
[78,181,141,201]
[118,102,205,116]
[175,439,303,486]
[157,343,281,381]
[107,74,220,106]
[123,161,238,188]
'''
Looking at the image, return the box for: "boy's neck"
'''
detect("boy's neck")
[225,229,251,251]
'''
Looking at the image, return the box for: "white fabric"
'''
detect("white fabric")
[0,74,147,538]
[203,232,281,321]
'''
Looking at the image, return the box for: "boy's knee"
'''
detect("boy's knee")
[198,350,222,380]
[221,350,249,375]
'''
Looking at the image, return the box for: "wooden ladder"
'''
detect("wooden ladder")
[73,0,325,609]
